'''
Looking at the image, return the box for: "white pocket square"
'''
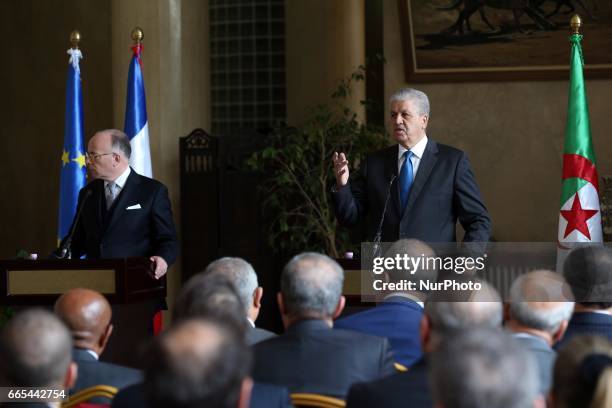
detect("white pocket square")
[126,204,142,210]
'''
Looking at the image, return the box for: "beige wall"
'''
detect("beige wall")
[286,0,366,125]
[110,0,210,310]
[383,0,612,241]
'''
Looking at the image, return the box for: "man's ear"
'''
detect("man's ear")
[237,376,254,408]
[420,315,431,351]
[553,320,569,344]
[421,114,429,130]
[253,287,263,309]
[277,292,285,316]
[64,361,78,390]
[333,296,346,320]
[99,323,113,354]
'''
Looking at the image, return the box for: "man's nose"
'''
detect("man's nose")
[394,115,403,125]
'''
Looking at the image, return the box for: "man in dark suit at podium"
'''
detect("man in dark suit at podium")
[59,129,178,278]
[332,88,490,243]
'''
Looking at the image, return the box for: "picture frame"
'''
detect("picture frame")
[398,0,612,82]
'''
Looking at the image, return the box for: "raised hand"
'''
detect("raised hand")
[332,152,349,188]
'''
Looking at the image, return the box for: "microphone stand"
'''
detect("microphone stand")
[372,174,396,258]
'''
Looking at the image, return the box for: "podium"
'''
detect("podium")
[0,257,166,368]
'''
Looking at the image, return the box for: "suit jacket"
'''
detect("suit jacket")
[512,334,555,395]
[62,169,178,265]
[557,311,612,348]
[71,348,142,402]
[346,357,432,408]
[252,319,395,398]
[333,141,490,242]
[110,381,293,408]
[247,325,277,345]
[335,296,423,367]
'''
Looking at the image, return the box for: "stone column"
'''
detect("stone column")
[110,0,210,317]
[285,0,366,125]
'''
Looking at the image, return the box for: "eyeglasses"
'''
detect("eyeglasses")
[85,152,115,161]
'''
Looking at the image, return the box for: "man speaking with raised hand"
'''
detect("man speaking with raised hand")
[332,88,490,243]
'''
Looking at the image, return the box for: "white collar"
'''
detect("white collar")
[86,348,99,360]
[106,166,131,189]
[398,135,428,161]
[246,318,256,328]
[383,292,424,308]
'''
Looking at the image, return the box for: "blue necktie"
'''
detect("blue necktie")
[399,151,414,211]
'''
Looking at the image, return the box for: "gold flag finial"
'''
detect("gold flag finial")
[131,27,144,44]
[570,14,582,35]
[70,30,81,49]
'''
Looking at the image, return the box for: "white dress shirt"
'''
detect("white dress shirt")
[397,135,428,177]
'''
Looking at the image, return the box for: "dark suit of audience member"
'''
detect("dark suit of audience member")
[254,319,394,398]
[111,381,293,408]
[346,358,431,408]
[72,347,141,393]
[200,257,277,346]
[560,246,612,347]
[54,288,142,402]
[505,270,573,395]
[559,312,612,346]
[247,324,276,345]
[253,253,395,398]
[331,88,490,243]
[335,296,423,367]
[346,284,503,407]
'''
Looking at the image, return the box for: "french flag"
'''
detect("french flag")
[124,43,152,177]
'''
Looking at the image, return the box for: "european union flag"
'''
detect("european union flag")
[57,47,87,243]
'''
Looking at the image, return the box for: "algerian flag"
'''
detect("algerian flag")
[558,32,602,249]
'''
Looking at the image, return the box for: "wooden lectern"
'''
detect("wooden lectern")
[0,257,165,368]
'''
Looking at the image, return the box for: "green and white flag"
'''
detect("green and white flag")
[558,33,602,247]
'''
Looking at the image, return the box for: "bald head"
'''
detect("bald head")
[55,288,113,353]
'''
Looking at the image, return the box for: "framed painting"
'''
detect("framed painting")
[398,0,612,82]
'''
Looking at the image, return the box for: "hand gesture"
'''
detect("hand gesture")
[332,152,349,188]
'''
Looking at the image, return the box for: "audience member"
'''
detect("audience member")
[552,335,612,408]
[144,319,252,408]
[113,272,291,408]
[335,239,435,366]
[346,281,502,408]
[431,328,544,408]
[204,257,276,345]
[252,252,395,398]
[506,270,574,394]
[561,246,612,346]
[54,288,142,400]
[0,309,77,408]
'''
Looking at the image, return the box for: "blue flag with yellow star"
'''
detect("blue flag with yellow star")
[57,48,87,243]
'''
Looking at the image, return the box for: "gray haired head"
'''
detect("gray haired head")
[425,280,503,333]
[389,88,430,116]
[0,308,73,387]
[103,129,132,159]
[431,328,541,408]
[205,257,258,316]
[281,252,344,318]
[508,270,574,333]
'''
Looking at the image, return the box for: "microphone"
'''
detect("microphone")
[372,174,396,258]
[54,189,93,259]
